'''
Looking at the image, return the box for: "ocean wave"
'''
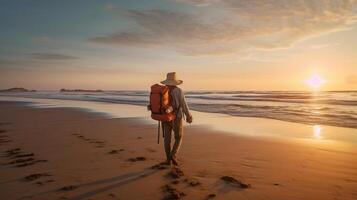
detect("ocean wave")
[187,95,357,106]
[1,91,356,129]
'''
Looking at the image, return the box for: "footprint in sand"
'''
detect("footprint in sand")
[22,173,55,186]
[59,185,79,192]
[0,135,10,139]
[0,129,11,144]
[206,193,216,199]
[0,138,12,144]
[8,157,35,165]
[3,148,21,157]
[108,193,117,198]
[108,149,125,154]
[16,159,47,167]
[162,184,186,200]
[167,167,184,179]
[0,129,7,133]
[127,156,146,162]
[3,148,48,168]
[13,153,35,158]
[183,178,200,187]
[23,173,51,181]
[163,165,217,199]
[73,134,107,148]
[160,166,189,199]
[220,176,251,189]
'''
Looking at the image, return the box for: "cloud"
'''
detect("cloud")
[176,0,220,6]
[90,9,254,55]
[309,43,331,49]
[30,53,78,60]
[91,9,238,55]
[0,59,16,65]
[90,1,357,55]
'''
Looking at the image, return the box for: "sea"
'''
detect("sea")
[0,90,356,129]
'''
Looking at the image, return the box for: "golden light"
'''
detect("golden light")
[306,74,326,90]
[313,125,322,139]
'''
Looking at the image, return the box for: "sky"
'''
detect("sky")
[0,0,357,91]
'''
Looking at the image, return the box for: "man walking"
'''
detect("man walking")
[160,72,192,166]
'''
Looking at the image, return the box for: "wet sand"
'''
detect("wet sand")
[0,101,356,200]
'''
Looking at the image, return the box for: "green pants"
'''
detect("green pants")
[163,117,183,161]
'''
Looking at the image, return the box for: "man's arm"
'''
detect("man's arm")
[179,89,192,123]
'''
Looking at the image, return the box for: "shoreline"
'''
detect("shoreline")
[1,96,357,146]
[1,90,357,130]
[0,101,356,199]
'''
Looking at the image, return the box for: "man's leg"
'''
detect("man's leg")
[162,121,173,163]
[171,118,183,165]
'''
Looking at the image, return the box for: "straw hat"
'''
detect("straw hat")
[161,72,183,86]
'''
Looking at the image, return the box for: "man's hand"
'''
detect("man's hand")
[186,115,193,124]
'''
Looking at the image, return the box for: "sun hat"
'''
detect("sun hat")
[160,72,183,86]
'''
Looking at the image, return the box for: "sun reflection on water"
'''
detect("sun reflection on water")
[313,125,322,139]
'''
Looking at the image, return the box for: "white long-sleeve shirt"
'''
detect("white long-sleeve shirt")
[170,87,191,119]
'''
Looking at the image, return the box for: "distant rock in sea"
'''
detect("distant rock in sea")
[0,87,36,92]
[60,89,103,92]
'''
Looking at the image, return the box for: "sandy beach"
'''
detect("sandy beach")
[0,101,356,200]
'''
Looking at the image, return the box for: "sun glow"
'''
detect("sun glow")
[306,74,326,90]
[313,125,322,139]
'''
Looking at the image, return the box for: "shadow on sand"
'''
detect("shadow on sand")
[19,167,161,200]
[66,168,159,200]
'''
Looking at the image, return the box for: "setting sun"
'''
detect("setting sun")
[306,74,326,90]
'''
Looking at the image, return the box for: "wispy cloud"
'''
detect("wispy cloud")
[0,59,19,67]
[309,42,340,49]
[90,9,250,55]
[30,53,78,60]
[90,0,357,56]
[176,0,220,6]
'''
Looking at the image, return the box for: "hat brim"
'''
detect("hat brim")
[160,80,183,86]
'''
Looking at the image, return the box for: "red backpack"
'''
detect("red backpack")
[149,84,175,122]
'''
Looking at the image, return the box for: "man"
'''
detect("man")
[161,72,192,166]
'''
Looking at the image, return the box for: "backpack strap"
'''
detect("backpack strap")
[157,121,160,144]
